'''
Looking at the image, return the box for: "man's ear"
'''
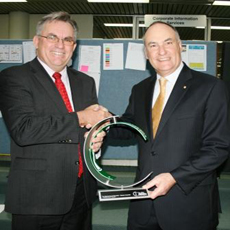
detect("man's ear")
[178,40,183,53]
[73,42,77,51]
[33,35,39,49]
[144,47,149,59]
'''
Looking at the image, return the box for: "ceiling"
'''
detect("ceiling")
[1,0,230,41]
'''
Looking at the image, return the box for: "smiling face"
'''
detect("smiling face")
[144,23,182,77]
[33,20,76,72]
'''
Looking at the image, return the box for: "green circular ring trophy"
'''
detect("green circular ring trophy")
[83,116,152,201]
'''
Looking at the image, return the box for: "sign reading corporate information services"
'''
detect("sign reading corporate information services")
[145,15,207,28]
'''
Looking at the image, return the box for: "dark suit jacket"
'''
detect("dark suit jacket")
[0,58,98,215]
[110,64,230,230]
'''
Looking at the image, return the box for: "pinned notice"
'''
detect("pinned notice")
[103,43,123,70]
[0,45,22,63]
[125,42,146,71]
[80,65,89,72]
[78,45,101,73]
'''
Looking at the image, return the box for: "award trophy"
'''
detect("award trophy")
[83,116,152,202]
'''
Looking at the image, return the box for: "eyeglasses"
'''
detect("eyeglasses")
[38,34,75,46]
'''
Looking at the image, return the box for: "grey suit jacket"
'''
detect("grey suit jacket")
[0,58,98,215]
[110,64,230,230]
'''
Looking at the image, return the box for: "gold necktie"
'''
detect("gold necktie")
[152,77,168,137]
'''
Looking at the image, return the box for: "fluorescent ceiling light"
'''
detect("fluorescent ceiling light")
[0,0,27,2]
[212,26,230,30]
[197,26,230,30]
[104,23,145,27]
[88,0,149,3]
[213,1,230,6]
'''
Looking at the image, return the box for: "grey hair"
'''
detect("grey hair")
[143,21,181,45]
[36,11,78,40]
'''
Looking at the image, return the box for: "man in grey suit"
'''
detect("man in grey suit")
[0,12,109,230]
[110,21,230,230]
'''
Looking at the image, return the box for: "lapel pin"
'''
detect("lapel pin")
[183,86,187,89]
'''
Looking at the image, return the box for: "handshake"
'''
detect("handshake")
[77,104,111,153]
[77,104,111,129]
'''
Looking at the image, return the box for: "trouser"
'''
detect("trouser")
[12,178,92,230]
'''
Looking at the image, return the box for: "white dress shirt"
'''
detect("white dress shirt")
[152,62,184,110]
[37,58,75,110]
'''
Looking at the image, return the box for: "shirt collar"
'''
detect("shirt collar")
[37,57,67,79]
[157,62,184,84]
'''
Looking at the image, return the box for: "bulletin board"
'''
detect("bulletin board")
[0,39,217,161]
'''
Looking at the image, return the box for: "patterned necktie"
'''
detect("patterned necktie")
[53,72,83,177]
[152,77,168,138]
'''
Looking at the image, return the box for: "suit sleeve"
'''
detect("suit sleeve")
[107,86,137,140]
[171,79,230,195]
[0,68,98,146]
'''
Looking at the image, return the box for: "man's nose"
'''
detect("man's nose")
[158,45,166,55]
[56,38,65,47]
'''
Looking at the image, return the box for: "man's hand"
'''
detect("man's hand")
[142,173,176,199]
[85,130,106,153]
[77,104,111,128]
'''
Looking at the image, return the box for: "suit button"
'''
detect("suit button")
[151,151,156,156]
[75,161,79,165]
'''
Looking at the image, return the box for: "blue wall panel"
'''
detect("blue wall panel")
[0,39,217,160]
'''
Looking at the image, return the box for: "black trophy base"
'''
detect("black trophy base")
[98,187,150,202]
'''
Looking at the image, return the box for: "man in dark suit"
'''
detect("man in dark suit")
[0,12,109,230]
[110,22,230,230]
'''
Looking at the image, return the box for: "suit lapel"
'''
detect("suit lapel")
[68,69,82,112]
[30,58,68,113]
[145,76,157,136]
[155,65,193,138]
